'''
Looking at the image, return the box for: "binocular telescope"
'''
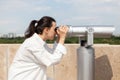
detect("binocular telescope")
[54,25,115,38]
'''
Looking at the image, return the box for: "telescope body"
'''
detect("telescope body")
[66,26,115,38]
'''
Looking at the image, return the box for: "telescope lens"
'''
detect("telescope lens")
[54,27,59,32]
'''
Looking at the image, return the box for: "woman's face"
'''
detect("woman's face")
[46,21,56,40]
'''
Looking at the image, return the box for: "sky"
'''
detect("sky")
[0,0,120,35]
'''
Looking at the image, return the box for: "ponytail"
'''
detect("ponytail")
[25,20,37,38]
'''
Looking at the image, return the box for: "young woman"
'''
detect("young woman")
[8,16,69,80]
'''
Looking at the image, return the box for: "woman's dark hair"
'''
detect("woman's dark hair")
[25,16,56,38]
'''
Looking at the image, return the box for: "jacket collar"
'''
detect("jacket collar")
[32,33,46,45]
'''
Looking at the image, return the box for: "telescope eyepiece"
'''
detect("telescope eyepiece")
[54,27,59,32]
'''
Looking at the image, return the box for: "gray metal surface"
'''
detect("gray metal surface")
[77,46,95,80]
[66,26,115,38]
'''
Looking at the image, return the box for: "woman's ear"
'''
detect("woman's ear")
[44,27,49,34]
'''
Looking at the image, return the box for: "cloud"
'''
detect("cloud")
[0,19,25,34]
[0,19,17,26]
[54,0,120,6]
[0,0,51,12]
[0,0,28,11]
[33,6,51,12]
[58,16,101,25]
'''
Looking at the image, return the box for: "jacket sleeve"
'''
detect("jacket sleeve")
[26,43,67,67]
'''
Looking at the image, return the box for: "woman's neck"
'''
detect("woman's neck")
[38,34,46,41]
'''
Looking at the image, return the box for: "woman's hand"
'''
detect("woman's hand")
[56,25,69,44]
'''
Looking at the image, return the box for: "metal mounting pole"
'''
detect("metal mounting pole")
[77,27,95,80]
[87,27,94,46]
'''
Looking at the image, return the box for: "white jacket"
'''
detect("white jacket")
[8,33,67,80]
